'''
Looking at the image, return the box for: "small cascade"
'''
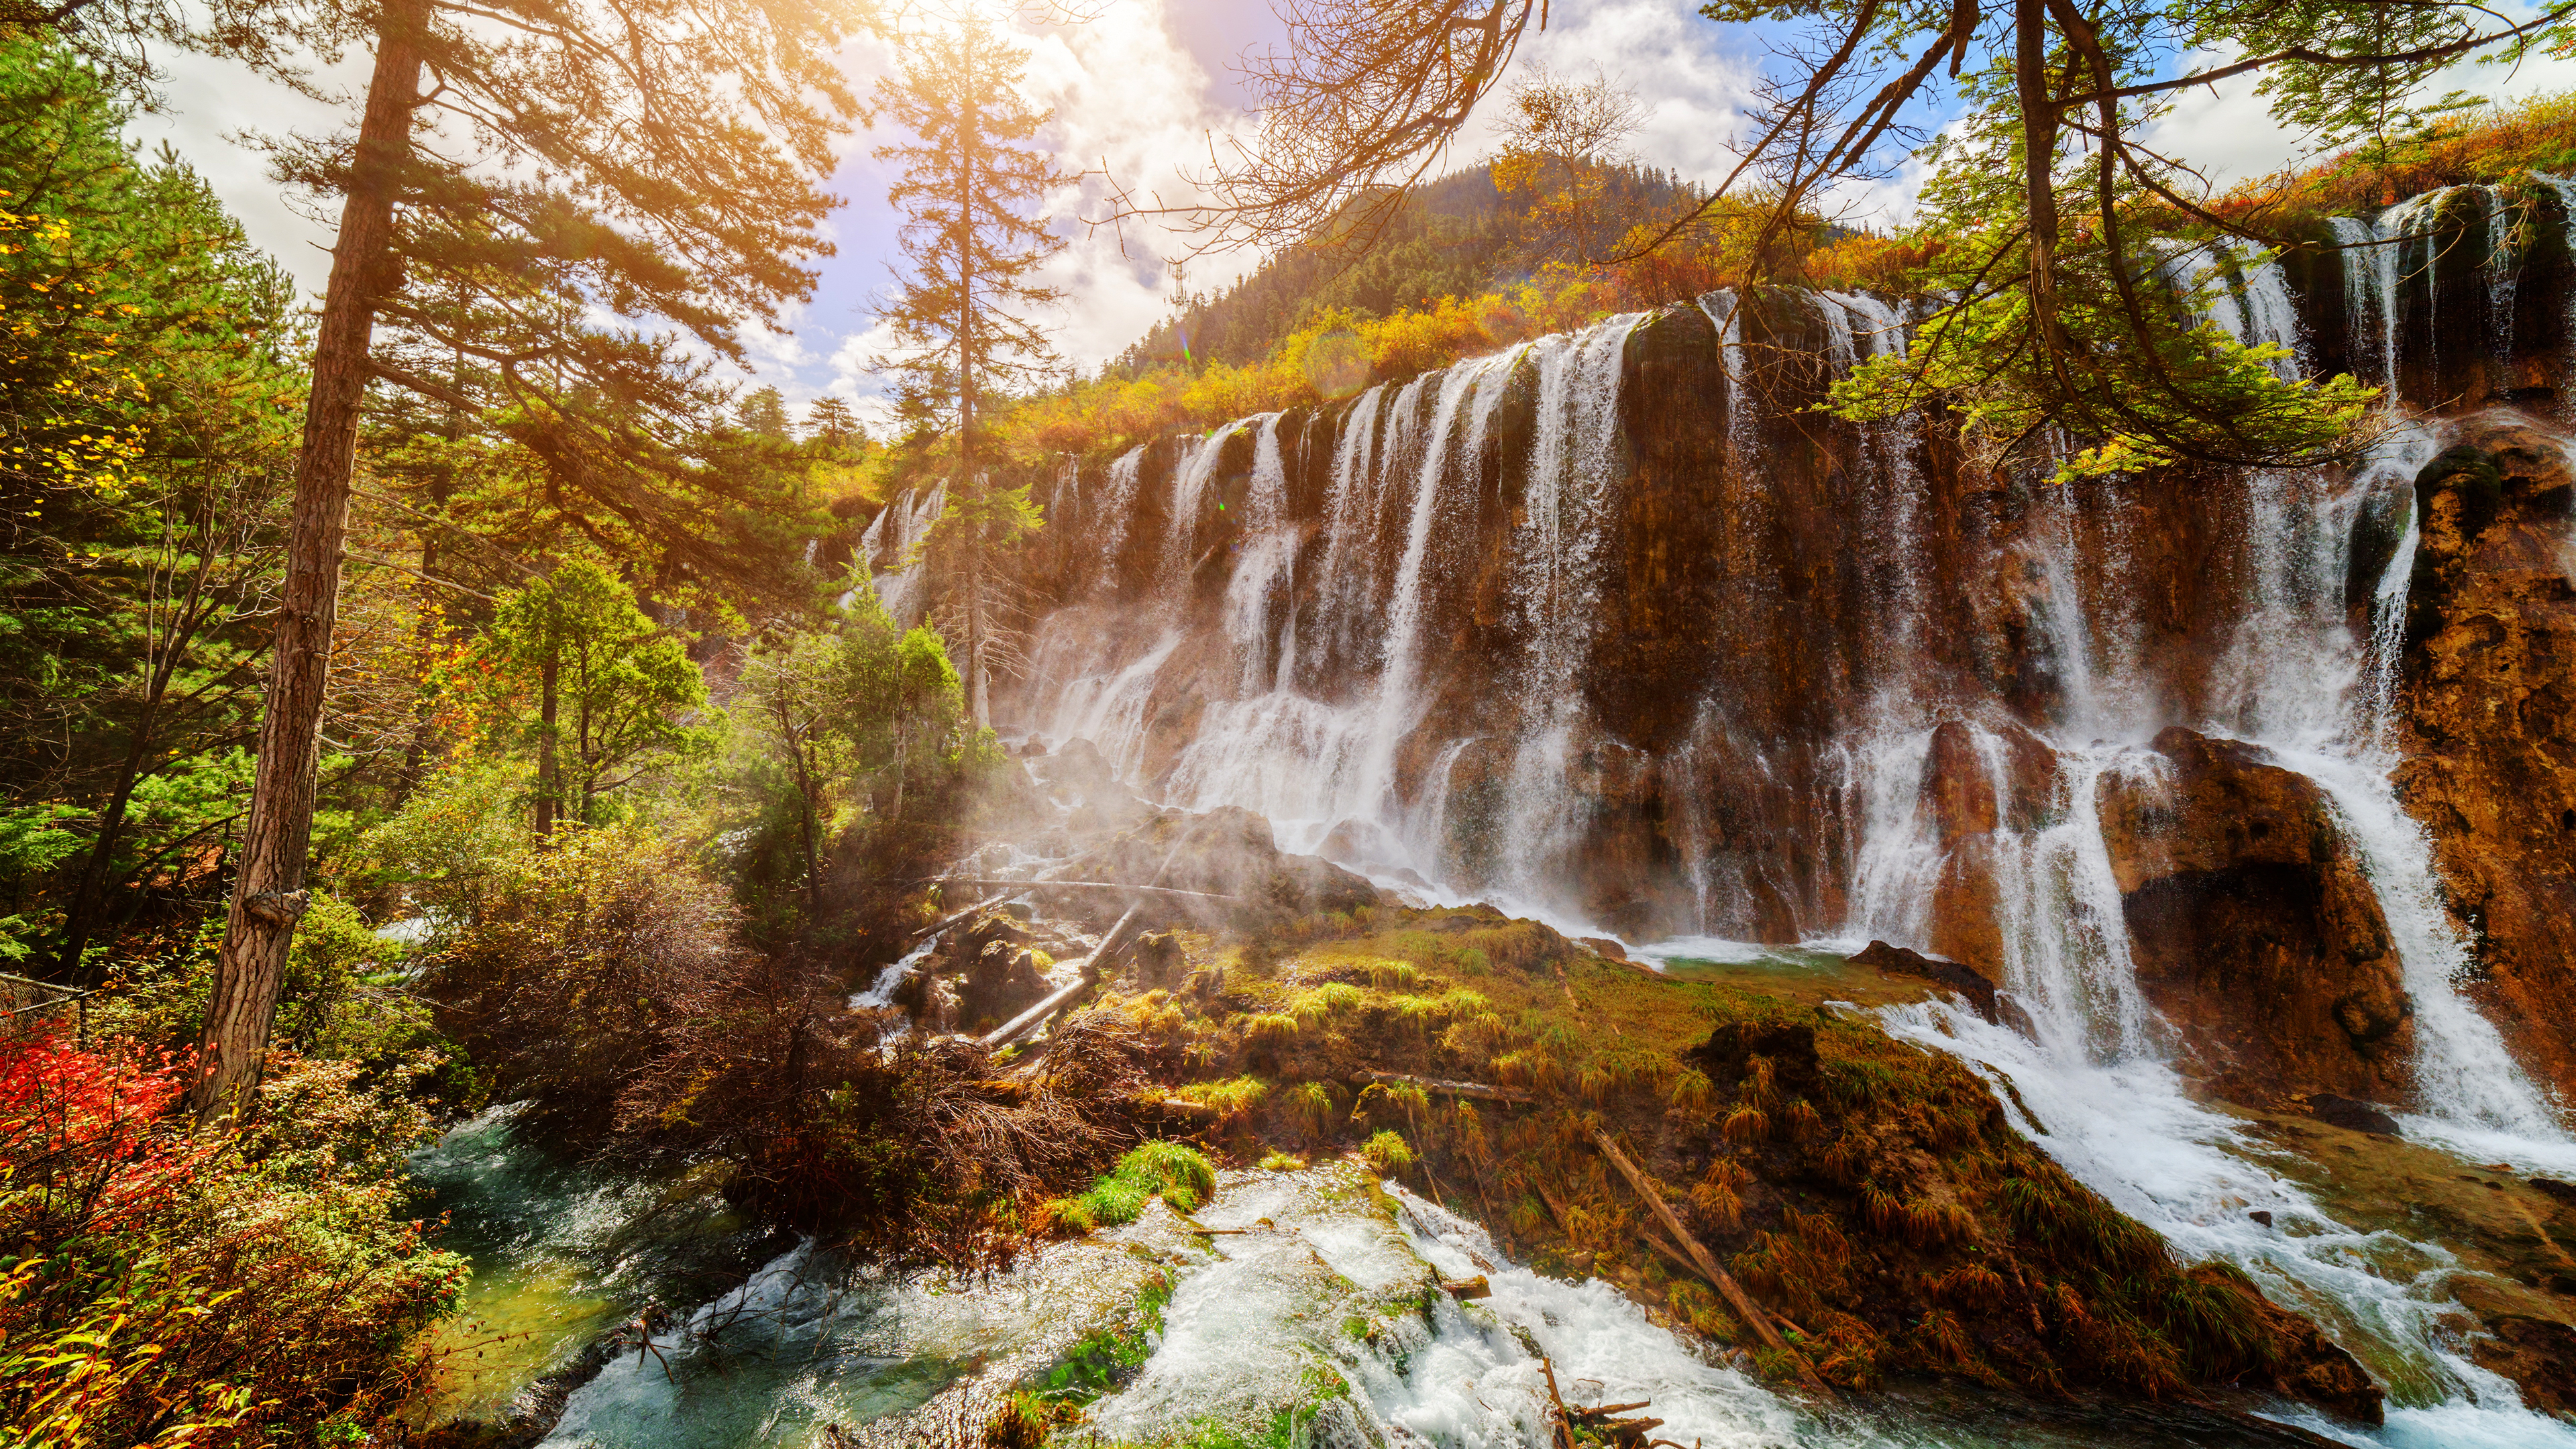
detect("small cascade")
[1089,445,1144,593]
[857,478,947,623]
[1474,316,1640,902]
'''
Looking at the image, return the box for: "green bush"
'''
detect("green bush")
[1062,1140,1220,1228]
[1361,1130,1415,1174]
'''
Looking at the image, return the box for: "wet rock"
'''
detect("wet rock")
[2469,1314,2576,1417]
[1919,719,2058,848]
[946,911,1049,1027]
[1317,817,1395,868]
[1578,936,1635,964]
[1130,930,1183,987]
[2213,1265,2386,1426]
[2306,1093,2404,1136]
[2531,1177,2576,1207]
[959,944,1049,1030]
[1094,806,1381,923]
[2395,414,2576,1107]
[1029,737,1156,835]
[1849,938,1999,1023]
[1994,991,2042,1043]
[2099,727,2415,1108]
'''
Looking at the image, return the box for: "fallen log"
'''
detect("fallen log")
[978,965,1101,1052]
[1639,1226,1701,1283]
[1349,1069,1532,1104]
[905,890,1016,945]
[1589,1128,1835,1401]
[933,877,1244,904]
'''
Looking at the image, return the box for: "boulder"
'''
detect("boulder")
[2469,1315,2576,1418]
[1093,806,1382,923]
[2098,727,2414,1108]
[1316,817,1395,869]
[959,943,1049,1029]
[1919,718,2057,849]
[2306,1093,2404,1136]
[1030,737,1157,835]
[1130,930,1183,987]
[945,911,1049,1028]
[1849,939,2000,1023]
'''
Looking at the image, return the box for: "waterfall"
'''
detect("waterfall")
[1090,445,1144,592]
[859,478,946,623]
[989,200,2576,1436]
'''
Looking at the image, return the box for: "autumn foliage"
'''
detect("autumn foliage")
[0,1026,462,1446]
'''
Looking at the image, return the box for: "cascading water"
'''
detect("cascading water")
[841,184,2576,1443]
[857,478,947,622]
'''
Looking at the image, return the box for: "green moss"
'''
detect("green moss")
[1065,1141,1221,1228]
[1360,1130,1414,1174]
[1030,1269,1176,1405]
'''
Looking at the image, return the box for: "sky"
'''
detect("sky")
[122,0,2576,431]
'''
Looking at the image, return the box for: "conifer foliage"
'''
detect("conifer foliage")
[871,7,1062,725]
[52,0,883,1124]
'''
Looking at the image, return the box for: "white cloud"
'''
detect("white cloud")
[2136,9,2576,203]
[1457,0,1758,179]
[126,48,370,297]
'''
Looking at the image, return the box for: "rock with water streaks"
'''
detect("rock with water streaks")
[2097,727,2414,1108]
[2393,415,2576,1106]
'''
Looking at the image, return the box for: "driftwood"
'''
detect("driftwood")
[1589,1128,1835,1401]
[906,890,1016,945]
[1091,903,1149,973]
[933,877,1244,904]
[977,894,1173,1054]
[1349,1069,1532,1104]
[1539,1358,1578,1449]
[977,966,1099,1052]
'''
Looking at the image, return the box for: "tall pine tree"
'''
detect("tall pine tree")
[871,6,1060,727]
[15,0,873,1121]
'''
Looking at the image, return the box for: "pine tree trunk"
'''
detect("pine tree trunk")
[53,695,165,985]
[791,733,822,919]
[62,519,223,979]
[891,705,908,823]
[534,645,560,837]
[965,523,989,727]
[189,6,421,1124]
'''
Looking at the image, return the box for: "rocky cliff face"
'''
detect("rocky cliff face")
[866,182,2576,1125]
[2393,415,2576,1102]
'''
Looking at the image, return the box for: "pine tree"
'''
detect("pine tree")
[735,386,794,442]
[871,6,1061,727]
[17,0,875,1122]
[805,395,864,453]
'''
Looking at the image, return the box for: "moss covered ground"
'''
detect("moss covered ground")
[1020,902,2383,1424]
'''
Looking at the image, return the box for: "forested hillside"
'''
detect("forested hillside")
[1108,162,1707,376]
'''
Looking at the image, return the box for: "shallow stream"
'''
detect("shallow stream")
[412,1082,2575,1448]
